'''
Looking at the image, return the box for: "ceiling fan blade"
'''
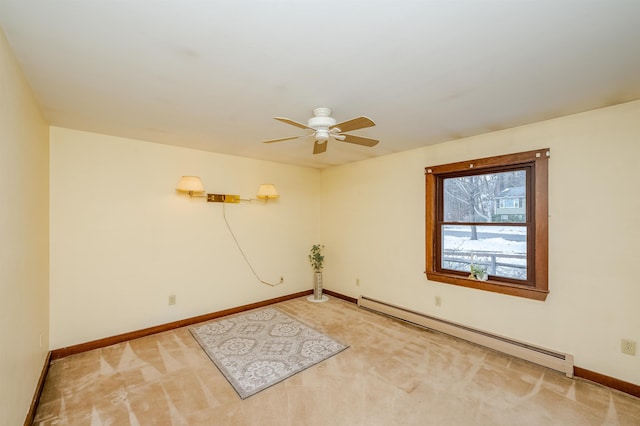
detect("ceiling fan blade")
[263,135,308,143]
[313,141,328,154]
[274,117,314,130]
[340,133,379,147]
[330,116,375,133]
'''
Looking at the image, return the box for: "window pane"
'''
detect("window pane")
[441,225,527,280]
[443,170,526,223]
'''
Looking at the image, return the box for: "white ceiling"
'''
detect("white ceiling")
[1,1,640,169]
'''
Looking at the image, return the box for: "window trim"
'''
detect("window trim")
[425,149,549,301]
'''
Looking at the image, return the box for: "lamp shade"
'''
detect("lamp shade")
[257,184,279,199]
[176,176,205,193]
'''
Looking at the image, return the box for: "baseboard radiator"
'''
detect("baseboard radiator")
[358,296,574,377]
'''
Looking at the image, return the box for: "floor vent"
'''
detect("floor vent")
[358,296,574,377]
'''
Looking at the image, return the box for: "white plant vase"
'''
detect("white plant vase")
[307,271,328,303]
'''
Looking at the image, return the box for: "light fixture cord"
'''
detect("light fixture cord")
[222,204,283,287]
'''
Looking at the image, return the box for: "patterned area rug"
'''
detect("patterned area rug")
[189,307,349,399]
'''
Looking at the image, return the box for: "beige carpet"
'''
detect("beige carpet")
[34,296,640,425]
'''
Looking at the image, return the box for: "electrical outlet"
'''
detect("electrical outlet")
[621,339,636,356]
[168,294,176,306]
[435,296,442,307]
[356,278,360,287]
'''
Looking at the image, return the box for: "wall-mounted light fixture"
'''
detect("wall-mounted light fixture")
[175,176,283,287]
[256,184,279,202]
[175,176,205,194]
[176,176,278,203]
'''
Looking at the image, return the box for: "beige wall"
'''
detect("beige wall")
[0,29,49,424]
[49,127,321,348]
[321,100,640,385]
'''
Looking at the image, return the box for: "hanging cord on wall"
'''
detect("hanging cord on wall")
[222,203,283,287]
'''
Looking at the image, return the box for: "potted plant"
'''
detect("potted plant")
[308,244,328,302]
[469,264,488,281]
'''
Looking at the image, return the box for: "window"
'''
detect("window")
[425,149,549,301]
[499,197,523,209]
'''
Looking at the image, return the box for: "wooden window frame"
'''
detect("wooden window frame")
[425,149,550,301]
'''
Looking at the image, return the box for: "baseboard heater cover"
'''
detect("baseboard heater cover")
[358,296,574,377]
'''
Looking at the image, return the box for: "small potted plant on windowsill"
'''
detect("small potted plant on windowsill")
[308,244,328,302]
[469,264,488,281]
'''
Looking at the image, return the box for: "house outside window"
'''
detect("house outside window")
[425,149,550,301]
[496,186,526,221]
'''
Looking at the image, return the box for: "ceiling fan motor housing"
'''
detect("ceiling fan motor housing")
[308,108,336,141]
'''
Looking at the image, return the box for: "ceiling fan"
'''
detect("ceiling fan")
[263,107,378,154]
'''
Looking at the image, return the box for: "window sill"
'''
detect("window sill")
[425,271,549,301]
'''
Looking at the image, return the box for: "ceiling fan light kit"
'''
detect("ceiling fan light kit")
[264,107,379,154]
